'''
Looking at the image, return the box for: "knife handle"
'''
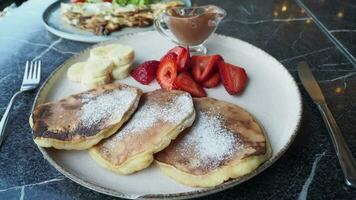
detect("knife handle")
[317,102,356,188]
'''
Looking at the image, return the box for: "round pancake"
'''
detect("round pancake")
[155,97,272,188]
[89,89,196,175]
[30,83,142,150]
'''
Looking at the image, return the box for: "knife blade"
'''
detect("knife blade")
[297,61,325,103]
[297,61,356,188]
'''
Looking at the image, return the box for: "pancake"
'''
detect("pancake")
[155,97,272,187]
[89,89,196,175]
[30,83,142,150]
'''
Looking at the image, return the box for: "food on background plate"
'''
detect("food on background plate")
[61,0,185,35]
[155,97,272,187]
[89,89,195,174]
[30,83,142,150]
[67,43,134,88]
[131,46,248,97]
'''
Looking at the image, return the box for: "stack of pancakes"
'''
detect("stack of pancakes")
[30,83,272,187]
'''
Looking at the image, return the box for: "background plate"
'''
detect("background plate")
[42,0,191,43]
[32,31,302,199]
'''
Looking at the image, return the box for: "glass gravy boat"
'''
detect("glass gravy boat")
[154,5,226,54]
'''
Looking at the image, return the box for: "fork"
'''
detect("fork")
[0,60,41,147]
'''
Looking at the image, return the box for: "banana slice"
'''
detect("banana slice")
[89,44,134,67]
[67,62,85,82]
[89,45,111,60]
[84,59,114,79]
[107,44,134,66]
[112,63,132,80]
[81,74,111,89]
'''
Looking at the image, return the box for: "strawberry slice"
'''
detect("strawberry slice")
[70,0,85,3]
[173,72,207,97]
[156,53,178,90]
[218,61,248,95]
[130,60,160,85]
[202,72,220,88]
[167,46,190,72]
[191,55,223,83]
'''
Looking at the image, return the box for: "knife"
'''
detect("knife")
[298,61,356,188]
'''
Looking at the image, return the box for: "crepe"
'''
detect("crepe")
[60,1,185,35]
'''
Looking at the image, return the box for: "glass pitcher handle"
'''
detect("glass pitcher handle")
[154,15,181,45]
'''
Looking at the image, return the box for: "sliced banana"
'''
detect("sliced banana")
[89,45,111,60]
[67,62,85,82]
[81,74,111,89]
[111,63,132,80]
[83,59,114,79]
[89,44,134,67]
[107,44,134,66]
[68,43,135,87]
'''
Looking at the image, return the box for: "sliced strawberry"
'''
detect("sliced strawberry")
[202,72,220,88]
[70,0,85,3]
[218,61,248,95]
[173,72,207,97]
[130,60,160,85]
[191,55,223,83]
[167,46,190,72]
[156,53,178,90]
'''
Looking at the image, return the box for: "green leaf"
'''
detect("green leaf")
[128,0,140,4]
[138,0,151,5]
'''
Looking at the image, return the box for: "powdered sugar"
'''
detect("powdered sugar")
[178,110,242,169]
[79,89,137,128]
[102,93,193,149]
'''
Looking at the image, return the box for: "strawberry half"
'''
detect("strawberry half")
[202,72,220,88]
[70,0,85,3]
[130,60,160,85]
[173,72,207,97]
[191,55,223,83]
[167,46,190,72]
[156,53,178,90]
[218,61,248,95]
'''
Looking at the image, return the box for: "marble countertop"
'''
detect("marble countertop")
[0,0,356,199]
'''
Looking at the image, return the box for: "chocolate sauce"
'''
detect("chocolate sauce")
[166,6,224,46]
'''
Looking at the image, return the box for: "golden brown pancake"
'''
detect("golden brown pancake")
[89,89,195,174]
[155,97,272,187]
[30,83,142,150]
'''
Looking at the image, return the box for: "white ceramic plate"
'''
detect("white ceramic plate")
[42,0,191,43]
[32,31,302,199]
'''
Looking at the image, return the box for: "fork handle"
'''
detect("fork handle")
[0,91,22,148]
[316,102,356,188]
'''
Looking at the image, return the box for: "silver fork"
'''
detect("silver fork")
[0,60,41,147]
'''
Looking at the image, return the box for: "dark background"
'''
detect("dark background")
[0,0,26,10]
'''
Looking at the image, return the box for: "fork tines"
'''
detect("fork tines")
[23,60,41,84]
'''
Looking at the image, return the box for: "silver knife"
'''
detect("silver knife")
[298,61,356,188]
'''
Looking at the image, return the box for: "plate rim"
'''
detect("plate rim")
[31,31,302,200]
[42,0,191,43]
